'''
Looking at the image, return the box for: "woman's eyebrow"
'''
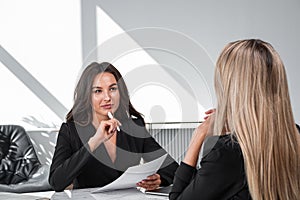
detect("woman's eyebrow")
[92,86,102,89]
[92,83,117,89]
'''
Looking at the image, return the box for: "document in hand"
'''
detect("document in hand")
[91,154,168,193]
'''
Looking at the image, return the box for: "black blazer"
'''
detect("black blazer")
[170,135,251,200]
[170,124,300,200]
[49,118,178,192]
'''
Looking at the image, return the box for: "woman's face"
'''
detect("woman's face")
[91,72,120,121]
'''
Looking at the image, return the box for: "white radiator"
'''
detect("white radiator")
[147,125,197,163]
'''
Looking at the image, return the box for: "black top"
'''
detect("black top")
[49,118,178,192]
[170,135,251,200]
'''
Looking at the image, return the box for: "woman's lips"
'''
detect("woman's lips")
[101,104,112,109]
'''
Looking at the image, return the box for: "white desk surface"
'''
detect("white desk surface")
[0,190,54,200]
[0,188,168,200]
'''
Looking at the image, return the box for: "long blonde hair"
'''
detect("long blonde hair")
[214,39,300,199]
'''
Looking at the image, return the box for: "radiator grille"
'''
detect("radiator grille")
[146,123,198,163]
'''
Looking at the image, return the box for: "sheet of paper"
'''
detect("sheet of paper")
[91,154,167,193]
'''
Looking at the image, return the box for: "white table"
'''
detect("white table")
[0,191,54,200]
[52,188,168,200]
[0,188,168,200]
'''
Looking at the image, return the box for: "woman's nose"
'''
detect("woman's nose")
[103,91,111,101]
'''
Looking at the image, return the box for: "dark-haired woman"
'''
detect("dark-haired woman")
[49,62,178,192]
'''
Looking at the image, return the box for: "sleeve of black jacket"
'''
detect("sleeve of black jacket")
[48,123,92,192]
[169,138,247,200]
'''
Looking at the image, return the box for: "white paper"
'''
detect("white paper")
[92,154,168,193]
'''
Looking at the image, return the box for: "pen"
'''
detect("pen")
[108,111,120,131]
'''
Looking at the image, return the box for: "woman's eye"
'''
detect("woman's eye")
[110,87,118,91]
[94,89,102,93]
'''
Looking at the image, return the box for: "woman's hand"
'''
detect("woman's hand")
[136,173,161,191]
[183,109,215,167]
[204,108,215,120]
[88,118,121,152]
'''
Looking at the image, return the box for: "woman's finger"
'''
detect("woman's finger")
[102,119,118,134]
[136,174,161,190]
[205,108,216,115]
[147,174,160,180]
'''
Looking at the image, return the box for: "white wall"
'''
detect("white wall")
[1,0,299,129]
[0,0,82,129]
[97,0,300,124]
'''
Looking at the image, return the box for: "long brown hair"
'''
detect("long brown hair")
[214,39,300,199]
[66,62,143,126]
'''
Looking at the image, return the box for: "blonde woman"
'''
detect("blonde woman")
[170,39,300,200]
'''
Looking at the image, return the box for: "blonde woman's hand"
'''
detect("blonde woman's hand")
[183,109,215,167]
[88,118,121,152]
[190,108,215,142]
[204,108,216,120]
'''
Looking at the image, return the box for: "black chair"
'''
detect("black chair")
[0,125,51,193]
